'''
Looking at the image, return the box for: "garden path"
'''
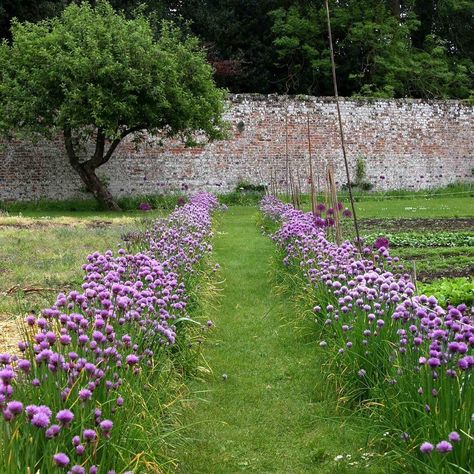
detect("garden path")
[179,206,367,473]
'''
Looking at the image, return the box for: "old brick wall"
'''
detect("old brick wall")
[0,94,472,201]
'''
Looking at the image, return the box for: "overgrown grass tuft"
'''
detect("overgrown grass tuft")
[0,194,186,214]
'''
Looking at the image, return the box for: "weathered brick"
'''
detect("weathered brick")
[0,94,472,201]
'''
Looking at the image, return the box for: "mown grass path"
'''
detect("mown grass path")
[179,207,372,473]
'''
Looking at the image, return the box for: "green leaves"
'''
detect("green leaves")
[269,0,473,98]
[0,0,226,142]
[418,278,474,307]
[364,232,474,248]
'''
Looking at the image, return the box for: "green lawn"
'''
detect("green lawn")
[299,195,473,219]
[179,207,381,473]
[353,196,473,219]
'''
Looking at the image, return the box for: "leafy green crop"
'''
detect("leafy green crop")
[364,232,474,248]
[418,278,474,306]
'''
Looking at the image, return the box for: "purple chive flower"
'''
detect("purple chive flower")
[99,419,113,431]
[56,409,74,425]
[70,466,86,474]
[138,202,152,211]
[90,467,98,474]
[448,432,461,442]
[428,357,441,368]
[116,397,124,407]
[53,452,70,467]
[436,441,453,453]
[125,354,139,366]
[26,405,37,418]
[420,442,434,454]
[78,389,92,401]
[83,429,96,442]
[31,412,50,428]
[17,359,31,372]
[0,368,15,383]
[45,424,61,439]
[99,419,113,438]
[6,401,23,415]
[59,334,72,345]
[25,314,36,326]
[458,358,469,370]
[374,237,389,250]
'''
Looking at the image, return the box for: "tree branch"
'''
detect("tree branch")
[102,137,122,164]
[66,125,146,171]
[101,125,146,164]
[93,128,106,161]
[63,127,80,170]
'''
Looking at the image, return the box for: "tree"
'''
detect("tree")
[0,1,226,210]
[269,0,472,99]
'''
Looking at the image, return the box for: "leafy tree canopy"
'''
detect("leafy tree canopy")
[270,0,473,99]
[0,1,472,98]
[0,0,226,209]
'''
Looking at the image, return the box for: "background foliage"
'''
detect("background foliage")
[1,0,472,99]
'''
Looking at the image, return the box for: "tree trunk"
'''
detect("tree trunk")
[63,128,122,211]
[73,162,121,211]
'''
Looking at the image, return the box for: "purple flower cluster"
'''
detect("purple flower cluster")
[0,192,218,472]
[138,202,152,211]
[260,195,474,470]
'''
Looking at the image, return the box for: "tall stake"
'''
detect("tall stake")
[285,112,290,202]
[296,166,303,210]
[328,163,342,245]
[324,0,361,252]
[307,115,316,215]
[269,166,274,196]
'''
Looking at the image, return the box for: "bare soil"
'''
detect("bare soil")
[0,315,21,354]
[417,265,474,282]
[360,218,474,232]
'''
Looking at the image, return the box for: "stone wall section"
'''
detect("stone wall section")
[0,94,472,200]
